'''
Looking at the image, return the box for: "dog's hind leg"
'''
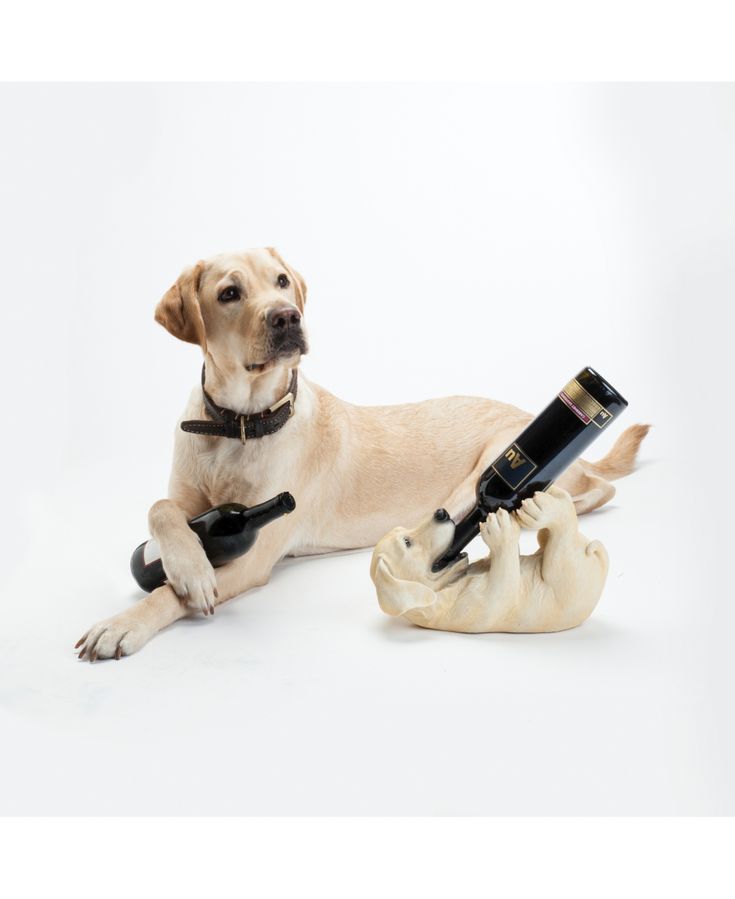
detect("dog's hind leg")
[441,456,617,524]
[557,423,650,514]
[442,422,648,521]
[557,466,617,515]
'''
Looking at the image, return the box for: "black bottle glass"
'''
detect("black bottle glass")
[130,492,296,592]
[431,367,628,572]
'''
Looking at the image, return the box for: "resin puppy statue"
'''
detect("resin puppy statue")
[370,487,609,633]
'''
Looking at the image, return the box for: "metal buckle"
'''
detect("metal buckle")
[240,392,293,444]
[269,392,294,417]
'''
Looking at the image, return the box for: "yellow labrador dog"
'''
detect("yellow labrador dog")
[76,248,648,660]
[370,487,609,633]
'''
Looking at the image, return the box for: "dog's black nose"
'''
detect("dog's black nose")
[434,508,450,522]
[268,306,301,331]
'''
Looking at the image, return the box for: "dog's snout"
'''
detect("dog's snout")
[268,305,301,331]
[434,508,450,522]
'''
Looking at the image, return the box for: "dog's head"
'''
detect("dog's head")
[369,511,469,616]
[154,247,308,379]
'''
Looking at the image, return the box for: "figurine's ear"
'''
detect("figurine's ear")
[154,262,206,348]
[372,559,437,616]
[266,247,307,312]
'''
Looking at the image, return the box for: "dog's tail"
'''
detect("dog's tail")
[583,423,651,481]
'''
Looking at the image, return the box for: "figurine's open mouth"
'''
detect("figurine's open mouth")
[431,516,469,577]
[442,551,469,578]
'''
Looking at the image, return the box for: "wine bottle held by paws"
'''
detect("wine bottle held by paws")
[431,367,628,572]
[130,492,296,592]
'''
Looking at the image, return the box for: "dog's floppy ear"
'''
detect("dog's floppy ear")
[267,247,307,312]
[372,558,437,617]
[154,262,206,347]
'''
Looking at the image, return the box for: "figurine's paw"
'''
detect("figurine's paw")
[160,540,218,616]
[75,609,157,662]
[480,507,521,552]
[516,488,575,530]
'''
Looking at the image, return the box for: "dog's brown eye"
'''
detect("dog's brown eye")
[219,286,241,303]
[403,537,412,548]
[277,274,290,288]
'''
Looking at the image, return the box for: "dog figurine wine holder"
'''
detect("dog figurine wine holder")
[370,486,609,634]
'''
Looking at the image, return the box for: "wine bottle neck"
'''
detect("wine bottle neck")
[242,492,296,530]
[453,505,485,544]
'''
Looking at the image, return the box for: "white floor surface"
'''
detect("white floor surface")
[1,442,731,816]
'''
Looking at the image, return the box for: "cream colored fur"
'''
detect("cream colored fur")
[370,487,609,633]
[76,248,648,660]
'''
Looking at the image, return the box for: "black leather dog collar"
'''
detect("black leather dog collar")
[181,366,298,443]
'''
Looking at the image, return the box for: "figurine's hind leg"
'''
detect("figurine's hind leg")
[515,487,582,586]
[516,487,608,628]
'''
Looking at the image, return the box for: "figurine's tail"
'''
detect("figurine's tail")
[585,423,651,481]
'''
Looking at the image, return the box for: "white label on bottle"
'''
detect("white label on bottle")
[143,538,161,566]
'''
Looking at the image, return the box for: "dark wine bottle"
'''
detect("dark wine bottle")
[431,367,628,572]
[130,492,296,592]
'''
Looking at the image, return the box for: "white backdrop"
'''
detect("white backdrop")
[0,84,732,814]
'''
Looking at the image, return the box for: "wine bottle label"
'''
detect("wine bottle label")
[142,538,161,566]
[491,442,538,490]
[558,379,614,429]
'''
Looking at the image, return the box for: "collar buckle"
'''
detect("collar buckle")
[239,391,294,443]
[269,391,294,417]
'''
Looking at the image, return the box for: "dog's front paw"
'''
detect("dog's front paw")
[480,507,520,552]
[515,487,575,530]
[160,539,218,617]
[75,609,157,662]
